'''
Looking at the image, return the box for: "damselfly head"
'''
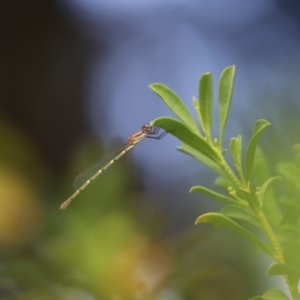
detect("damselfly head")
[141,124,152,133]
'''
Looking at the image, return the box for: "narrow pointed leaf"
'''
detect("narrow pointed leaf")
[192,97,203,137]
[250,288,290,300]
[199,72,213,138]
[195,213,273,255]
[268,263,300,279]
[221,204,261,228]
[253,146,272,184]
[149,83,199,134]
[191,186,247,205]
[245,119,270,181]
[214,176,234,189]
[257,176,281,206]
[254,149,282,226]
[151,117,221,163]
[177,143,224,175]
[229,135,244,180]
[218,65,235,148]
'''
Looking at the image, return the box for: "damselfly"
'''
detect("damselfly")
[60,124,167,210]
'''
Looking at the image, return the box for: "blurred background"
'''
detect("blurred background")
[1,0,300,299]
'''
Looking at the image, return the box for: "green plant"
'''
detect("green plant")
[149,66,300,300]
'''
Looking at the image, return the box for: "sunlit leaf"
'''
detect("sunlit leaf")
[257,176,281,207]
[149,83,199,134]
[250,288,290,300]
[198,72,213,139]
[192,97,203,137]
[245,119,270,181]
[195,212,273,256]
[221,204,261,229]
[218,65,235,148]
[151,117,221,163]
[214,175,234,189]
[253,148,282,228]
[252,146,271,185]
[268,263,300,279]
[190,186,246,205]
[177,143,224,175]
[229,135,244,181]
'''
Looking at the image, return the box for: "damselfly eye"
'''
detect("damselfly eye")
[142,124,151,132]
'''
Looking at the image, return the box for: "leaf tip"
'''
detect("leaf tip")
[148,82,160,91]
[226,65,236,71]
[150,118,158,127]
[189,186,196,193]
[201,71,212,78]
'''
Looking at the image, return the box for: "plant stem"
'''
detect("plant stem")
[219,156,241,187]
[256,207,300,300]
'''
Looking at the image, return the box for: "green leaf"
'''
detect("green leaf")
[279,223,300,239]
[190,186,247,205]
[257,176,281,207]
[177,143,224,175]
[218,65,235,148]
[195,213,273,256]
[192,97,203,137]
[250,288,290,300]
[221,204,261,228]
[276,162,300,186]
[252,146,271,185]
[229,135,244,181]
[198,72,213,139]
[214,175,234,189]
[245,119,271,181]
[268,263,300,279]
[253,149,282,227]
[151,117,221,163]
[149,83,199,134]
[280,198,300,215]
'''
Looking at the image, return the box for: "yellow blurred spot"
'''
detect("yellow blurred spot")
[0,168,43,251]
[107,236,173,299]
